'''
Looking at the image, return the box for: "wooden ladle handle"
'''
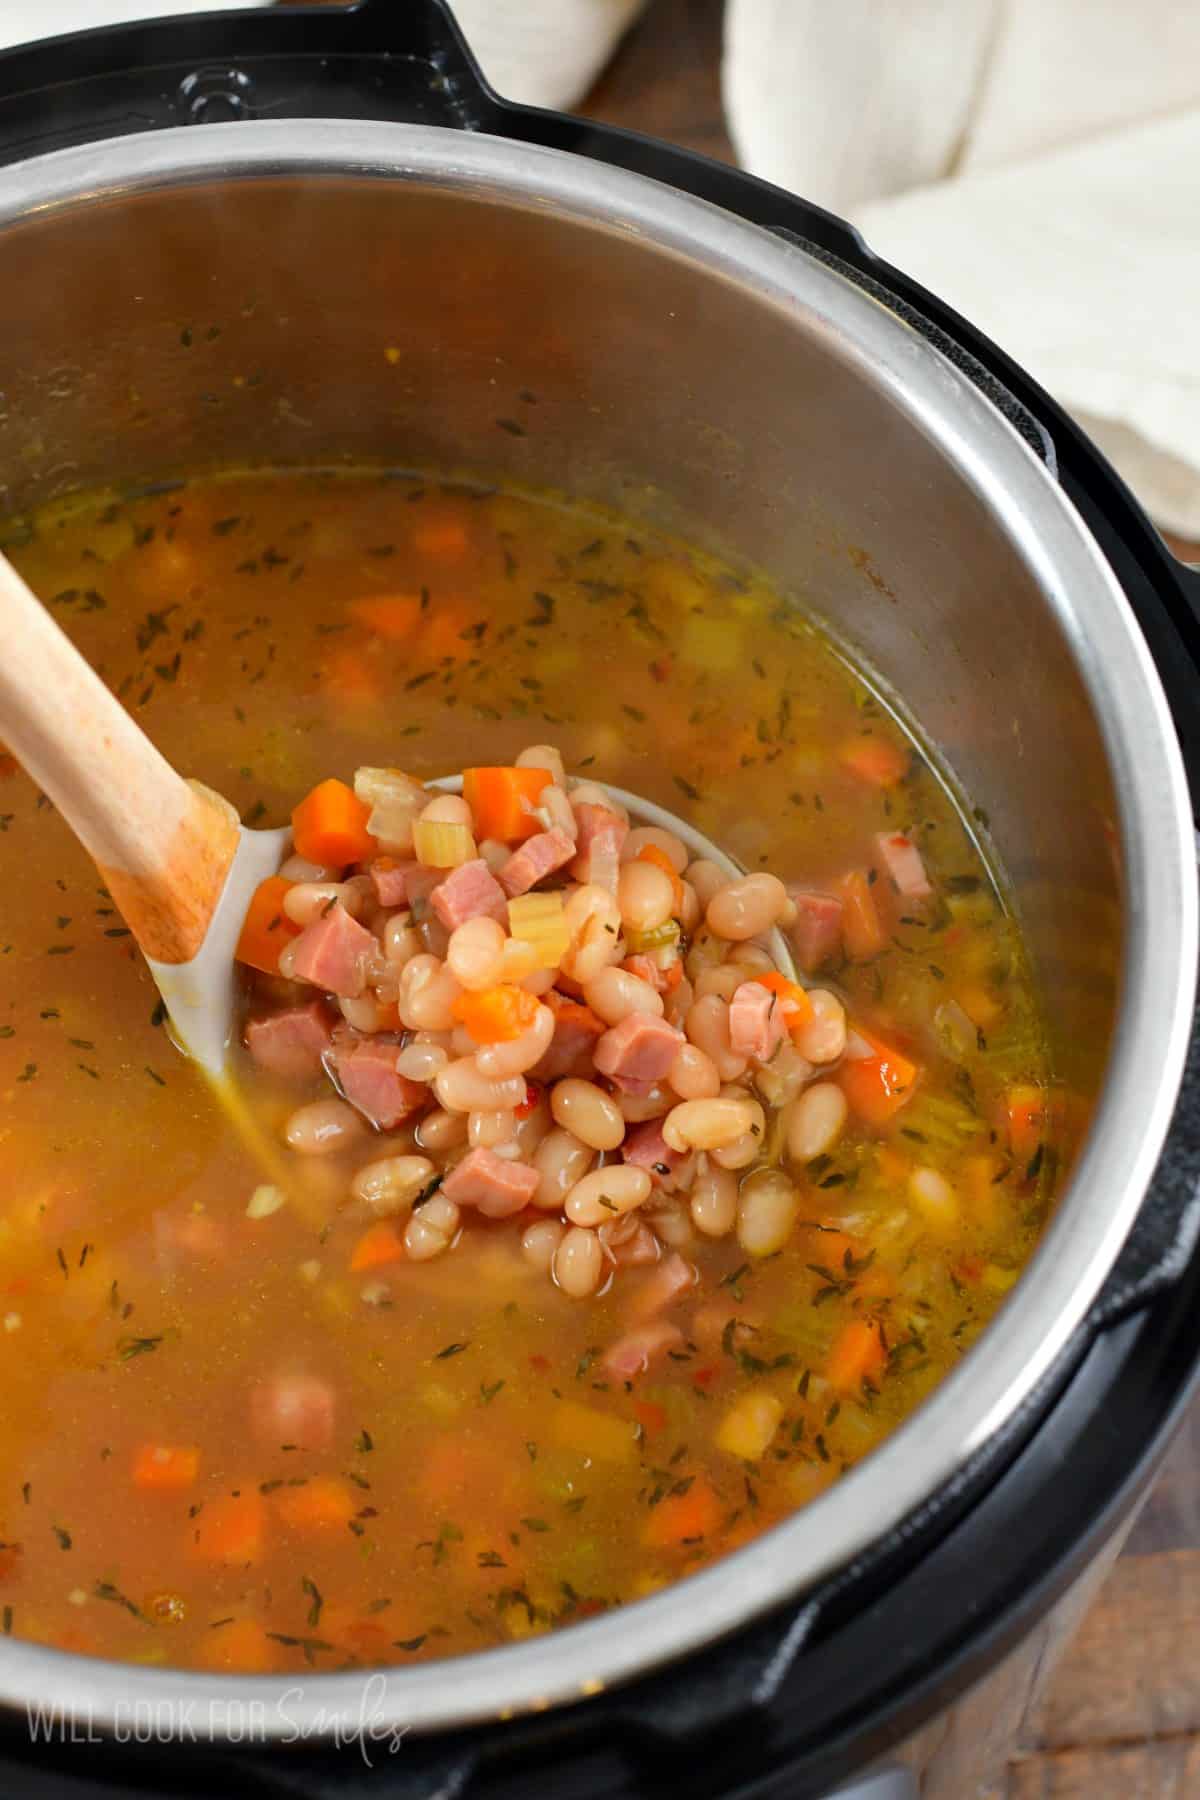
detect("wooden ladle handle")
[0,551,239,963]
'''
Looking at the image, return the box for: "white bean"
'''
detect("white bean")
[737,1169,800,1257]
[282,883,366,927]
[397,954,462,1031]
[793,989,847,1065]
[685,994,748,1082]
[517,743,566,788]
[622,826,688,873]
[284,1098,365,1157]
[617,861,676,934]
[755,1041,814,1109]
[475,1003,554,1077]
[684,926,728,982]
[511,1096,552,1159]
[693,965,743,1003]
[662,1097,758,1152]
[570,782,629,822]
[477,838,510,875]
[395,1039,450,1082]
[415,1107,469,1153]
[690,1160,738,1237]
[352,1154,436,1215]
[710,1093,766,1170]
[553,1225,605,1297]
[786,1082,848,1162]
[679,881,701,934]
[669,1041,722,1101]
[279,854,337,883]
[583,966,664,1025]
[561,884,624,984]
[532,1128,595,1210]
[446,916,507,991]
[707,873,790,942]
[616,1081,674,1123]
[521,1217,566,1273]
[383,913,421,967]
[564,1163,652,1228]
[551,1078,626,1151]
[469,1108,518,1149]
[909,1166,958,1234]
[419,793,472,828]
[404,1194,461,1261]
[434,1057,527,1115]
[539,784,577,839]
[685,859,730,910]
[339,993,393,1034]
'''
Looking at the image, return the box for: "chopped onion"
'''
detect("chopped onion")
[507,890,570,969]
[934,999,977,1061]
[354,766,426,853]
[413,818,476,868]
[246,1184,287,1219]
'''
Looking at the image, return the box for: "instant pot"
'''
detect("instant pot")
[1,3,1199,1795]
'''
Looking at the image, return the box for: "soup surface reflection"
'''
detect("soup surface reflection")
[0,470,1052,1672]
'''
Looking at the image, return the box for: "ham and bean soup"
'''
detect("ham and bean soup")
[0,470,1056,1673]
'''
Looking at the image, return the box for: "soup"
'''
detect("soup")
[0,469,1053,1673]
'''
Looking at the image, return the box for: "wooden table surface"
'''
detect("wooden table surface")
[579,5,1200,1795]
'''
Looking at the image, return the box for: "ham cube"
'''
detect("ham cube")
[250,1373,335,1452]
[608,1221,661,1266]
[369,858,417,907]
[622,1118,685,1186]
[729,980,787,1062]
[570,803,628,887]
[533,996,605,1082]
[290,903,376,998]
[331,1036,426,1129]
[441,1147,540,1218]
[497,829,576,898]
[429,859,508,931]
[874,831,933,904]
[245,1000,334,1080]
[601,1320,684,1381]
[626,1251,698,1321]
[594,1013,683,1088]
[788,890,844,973]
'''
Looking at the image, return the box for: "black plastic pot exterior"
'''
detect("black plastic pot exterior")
[0,5,1195,1796]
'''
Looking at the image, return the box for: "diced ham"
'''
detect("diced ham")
[497,829,576,898]
[290,903,376,998]
[429,858,508,931]
[533,995,606,1082]
[729,980,787,1062]
[250,1373,335,1452]
[369,858,416,907]
[622,1118,686,1186]
[787,889,844,972]
[608,1221,661,1267]
[570,803,628,887]
[626,1251,698,1321]
[622,952,674,995]
[594,1013,684,1088]
[873,831,933,903]
[330,1036,427,1129]
[244,1000,333,1081]
[601,1320,684,1380]
[441,1147,540,1218]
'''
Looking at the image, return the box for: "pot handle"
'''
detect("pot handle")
[0,0,492,159]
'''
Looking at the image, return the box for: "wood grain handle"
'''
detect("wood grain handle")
[0,552,240,962]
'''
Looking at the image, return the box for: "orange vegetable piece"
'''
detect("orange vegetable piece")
[1006,1083,1051,1164]
[642,1477,724,1550]
[235,875,302,976]
[189,1491,265,1565]
[544,990,606,1037]
[825,1318,887,1391]
[462,766,553,843]
[321,643,384,704]
[292,777,375,869]
[636,846,684,914]
[348,594,423,641]
[840,735,910,788]
[838,869,886,961]
[839,1028,919,1127]
[452,984,540,1044]
[755,971,815,1036]
[275,1476,357,1532]
[412,518,469,559]
[132,1444,200,1492]
[349,1221,406,1273]
[633,1400,668,1438]
[197,1617,274,1674]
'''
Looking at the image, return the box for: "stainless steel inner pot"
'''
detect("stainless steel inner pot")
[0,122,1193,1737]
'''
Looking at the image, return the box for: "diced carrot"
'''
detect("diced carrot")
[755,970,815,1037]
[348,594,423,641]
[1005,1083,1050,1164]
[291,777,375,869]
[662,959,684,993]
[839,1029,919,1127]
[189,1491,265,1565]
[691,1365,717,1389]
[544,989,606,1037]
[452,984,540,1044]
[321,644,384,704]
[349,1220,406,1273]
[956,982,1004,1030]
[235,875,302,976]
[642,1476,723,1549]
[825,1318,886,1391]
[133,1444,200,1492]
[633,1400,668,1438]
[275,1475,357,1532]
[840,736,910,788]
[800,1226,861,1269]
[412,518,469,560]
[462,767,553,843]
[197,1617,274,1674]
[636,846,684,914]
[838,869,885,960]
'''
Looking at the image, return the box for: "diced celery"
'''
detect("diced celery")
[508,891,570,969]
[413,818,476,868]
